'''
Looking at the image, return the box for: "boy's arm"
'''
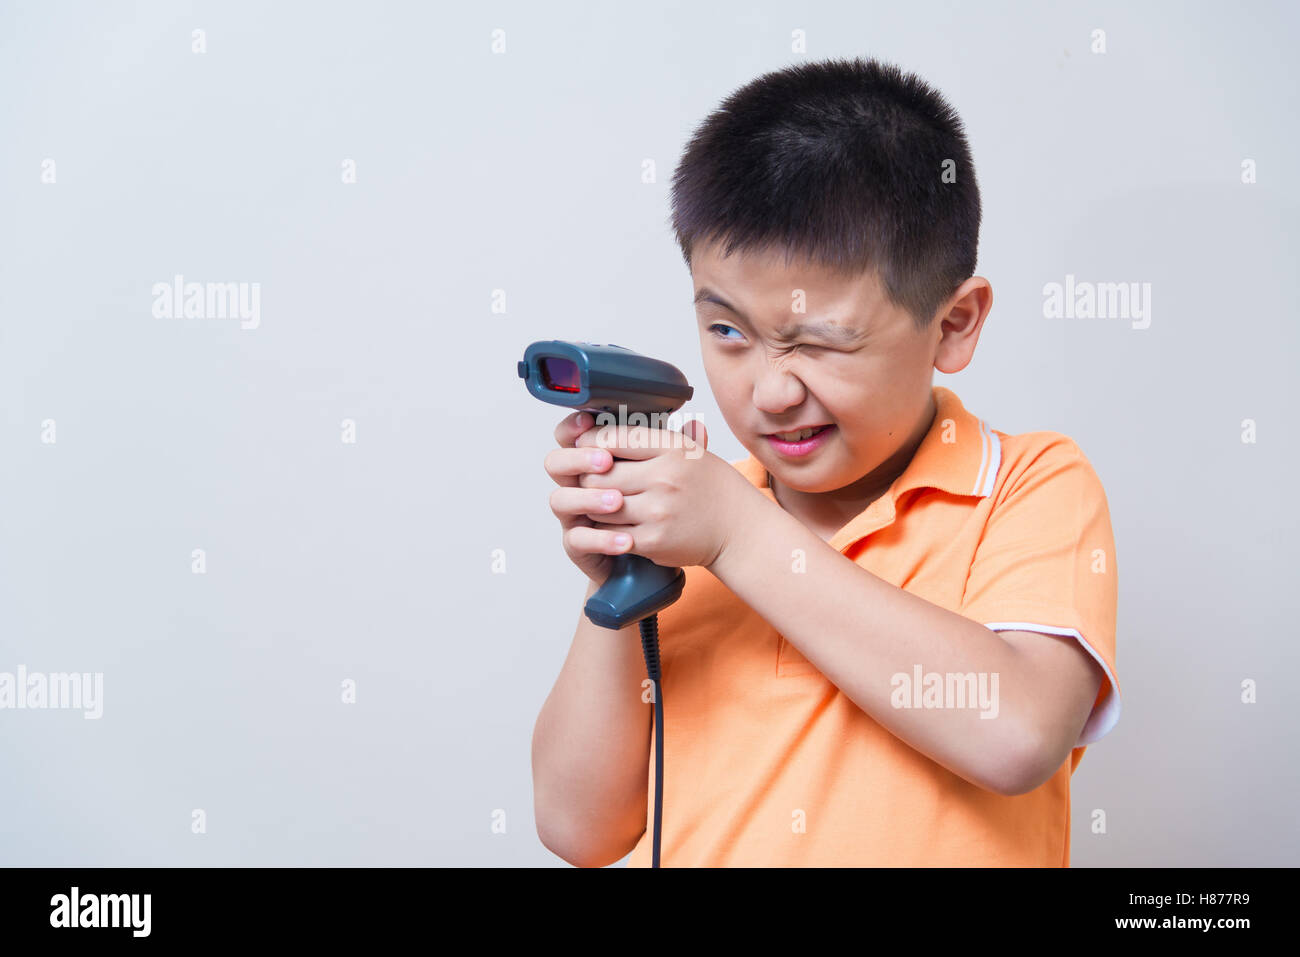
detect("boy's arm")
[708,494,1104,796]
[531,578,652,866]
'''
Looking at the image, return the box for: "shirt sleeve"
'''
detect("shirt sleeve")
[958,434,1120,748]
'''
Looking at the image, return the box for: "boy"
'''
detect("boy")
[531,57,1120,867]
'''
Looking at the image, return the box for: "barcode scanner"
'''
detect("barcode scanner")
[518,339,694,868]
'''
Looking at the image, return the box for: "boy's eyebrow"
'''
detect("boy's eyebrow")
[693,286,867,345]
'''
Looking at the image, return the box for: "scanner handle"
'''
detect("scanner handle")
[584,553,685,630]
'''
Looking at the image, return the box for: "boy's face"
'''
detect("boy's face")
[691,238,946,498]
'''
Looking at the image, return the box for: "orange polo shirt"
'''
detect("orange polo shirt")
[625,384,1120,867]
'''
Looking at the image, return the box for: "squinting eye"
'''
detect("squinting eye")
[708,324,743,341]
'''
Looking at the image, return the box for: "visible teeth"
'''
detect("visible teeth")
[775,426,821,441]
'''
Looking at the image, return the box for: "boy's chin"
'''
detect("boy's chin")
[760,455,848,494]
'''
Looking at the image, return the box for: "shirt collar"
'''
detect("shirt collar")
[731,385,1001,551]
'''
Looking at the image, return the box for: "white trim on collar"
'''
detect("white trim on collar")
[973,419,1001,497]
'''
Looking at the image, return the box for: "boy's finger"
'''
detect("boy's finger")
[682,419,708,451]
[565,525,634,556]
[554,410,593,448]
[575,424,678,460]
[544,445,613,484]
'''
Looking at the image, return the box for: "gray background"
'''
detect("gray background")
[1,0,1296,866]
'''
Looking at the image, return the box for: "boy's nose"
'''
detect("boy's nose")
[751,363,808,417]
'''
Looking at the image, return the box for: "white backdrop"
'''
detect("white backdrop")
[1,0,1297,865]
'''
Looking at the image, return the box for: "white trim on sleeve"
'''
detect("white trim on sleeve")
[982,621,1120,746]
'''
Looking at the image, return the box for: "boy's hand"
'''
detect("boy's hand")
[545,411,636,588]
[573,417,754,571]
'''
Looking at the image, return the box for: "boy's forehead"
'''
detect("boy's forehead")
[693,239,883,296]
[691,241,890,333]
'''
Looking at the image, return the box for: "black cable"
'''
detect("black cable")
[638,613,663,868]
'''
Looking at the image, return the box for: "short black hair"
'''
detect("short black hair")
[670,57,981,331]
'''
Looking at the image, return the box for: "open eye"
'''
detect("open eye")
[708,323,743,342]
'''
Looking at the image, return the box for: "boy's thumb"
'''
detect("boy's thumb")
[682,419,708,450]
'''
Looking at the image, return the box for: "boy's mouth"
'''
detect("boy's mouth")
[765,424,836,456]
[768,424,833,442]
